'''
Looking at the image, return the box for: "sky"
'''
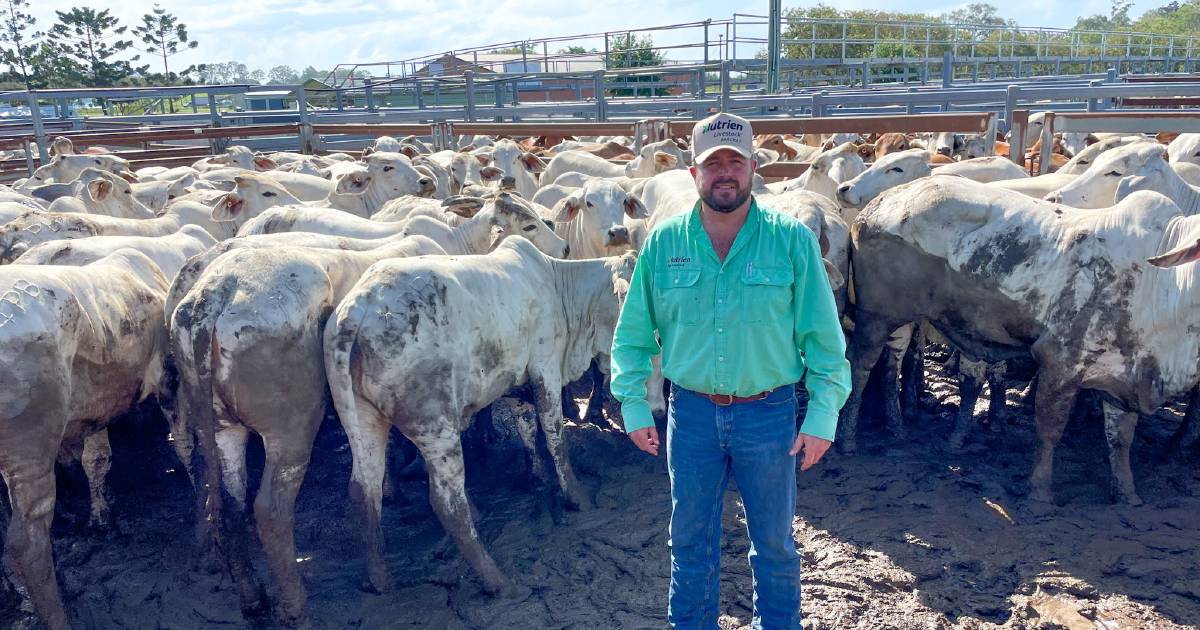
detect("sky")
[30,0,1175,74]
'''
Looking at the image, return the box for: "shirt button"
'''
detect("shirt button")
[718,327,724,333]
[718,298,724,304]
[718,356,725,362]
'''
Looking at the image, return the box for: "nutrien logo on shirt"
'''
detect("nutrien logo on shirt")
[667,256,692,267]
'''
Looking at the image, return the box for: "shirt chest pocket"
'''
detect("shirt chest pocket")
[741,265,793,324]
[656,267,702,326]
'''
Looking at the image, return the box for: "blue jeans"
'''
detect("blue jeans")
[666,384,801,630]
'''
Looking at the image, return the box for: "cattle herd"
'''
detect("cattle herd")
[1,119,1199,629]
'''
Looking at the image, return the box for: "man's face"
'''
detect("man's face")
[691,149,755,214]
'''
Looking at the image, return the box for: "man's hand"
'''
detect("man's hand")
[629,427,660,456]
[790,433,831,471]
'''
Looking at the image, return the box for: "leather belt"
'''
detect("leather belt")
[702,390,771,406]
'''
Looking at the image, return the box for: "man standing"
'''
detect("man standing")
[609,112,851,630]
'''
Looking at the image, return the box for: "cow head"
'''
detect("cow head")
[361,152,436,198]
[552,180,647,256]
[486,192,569,258]
[210,173,301,222]
[1046,143,1169,208]
[1168,134,1200,168]
[625,139,688,178]
[837,149,931,209]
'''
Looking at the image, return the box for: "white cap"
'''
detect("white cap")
[691,112,754,163]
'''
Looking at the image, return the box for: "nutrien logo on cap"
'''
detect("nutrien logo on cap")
[693,113,753,162]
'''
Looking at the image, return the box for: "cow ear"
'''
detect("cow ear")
[552,192,583,222]
[210,193,244,221]
[361,146,375,159]
[474,152,493,165]
[480,166,504,182]
[623,194,648,219]
[335,171,369,194]
[253,156,278,171]
[414,164,436,180]
[520,152,546,173]
[857,144,874,160]
[399,145,420,159]
[822,259,844,290]
[442,195,486,217]
[653,151,677,169]
[87,178,113,201]
[458,144,477,152]
[1148,237,1200,268]
[117,170,139,183]
[1085,134,1101,146]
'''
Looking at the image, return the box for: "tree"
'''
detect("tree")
[30,40,84,87]
[943,3,1013,27]
[608,33,668,96]
[0,0,39,88]
[489,44,535,54]
[132,4,198,84]
[201,60,263,84]
[557,45,595,54]
[267,65,299,84]
[49,7,141,87]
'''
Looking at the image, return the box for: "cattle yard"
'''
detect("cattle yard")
[4,12,1200,630]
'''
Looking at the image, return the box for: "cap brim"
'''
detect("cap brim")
[693,145,753,164]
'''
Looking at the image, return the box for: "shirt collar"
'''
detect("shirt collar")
[686,196,761,263]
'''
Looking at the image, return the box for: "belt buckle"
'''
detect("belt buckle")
[713,393,734,406]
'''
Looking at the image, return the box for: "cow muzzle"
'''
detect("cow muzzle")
[419,177,436,197]
[936,147,952,157]
[605,225,631,247]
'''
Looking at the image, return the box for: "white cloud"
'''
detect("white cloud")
[28,0,1177,76]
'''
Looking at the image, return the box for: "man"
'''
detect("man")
[609,112,852,630]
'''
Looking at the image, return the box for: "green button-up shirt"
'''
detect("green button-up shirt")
[609,198,851,440]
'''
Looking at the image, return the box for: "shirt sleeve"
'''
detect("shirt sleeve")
[609,242,661,434]
[793,228,851,441]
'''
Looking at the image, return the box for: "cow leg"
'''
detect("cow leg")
[646,354,668,422]
[215,424,249,513]
[532,375,592,511]
[1029,376,1078,503]
[411,432,515,597]
[898,324,925,425]
[1164,384,1200,459]
[1101,403,1143,506]
[342,400,391,594]
[881,328,909,439]
[0,486,13,611]
[493,398,549,486]
[582,362,608,426]
[950,355,987,451]
[985,360,1008,431]
[841,317,907,452]
[255,427,318,626]
[80,429,113,531]
[2,464,69,630]
[212,423,264,617]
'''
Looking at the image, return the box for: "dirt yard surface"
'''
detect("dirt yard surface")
[3,353,1199,629]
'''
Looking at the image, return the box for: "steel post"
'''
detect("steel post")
[593,70,607,121]
[1004,84,1020,131]
[1038,111,1054,175]
[27,92,48,163]
[465,71,476,121]
[720,60,732,112]
[297,85,314,154]
[204,92,222,152]
[767,0,781,93]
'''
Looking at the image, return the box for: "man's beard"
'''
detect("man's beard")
[702,180,751,214]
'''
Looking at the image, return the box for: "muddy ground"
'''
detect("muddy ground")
[3,352,1200,630]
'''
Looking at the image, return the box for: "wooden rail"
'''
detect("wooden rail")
[0,123,300,151]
